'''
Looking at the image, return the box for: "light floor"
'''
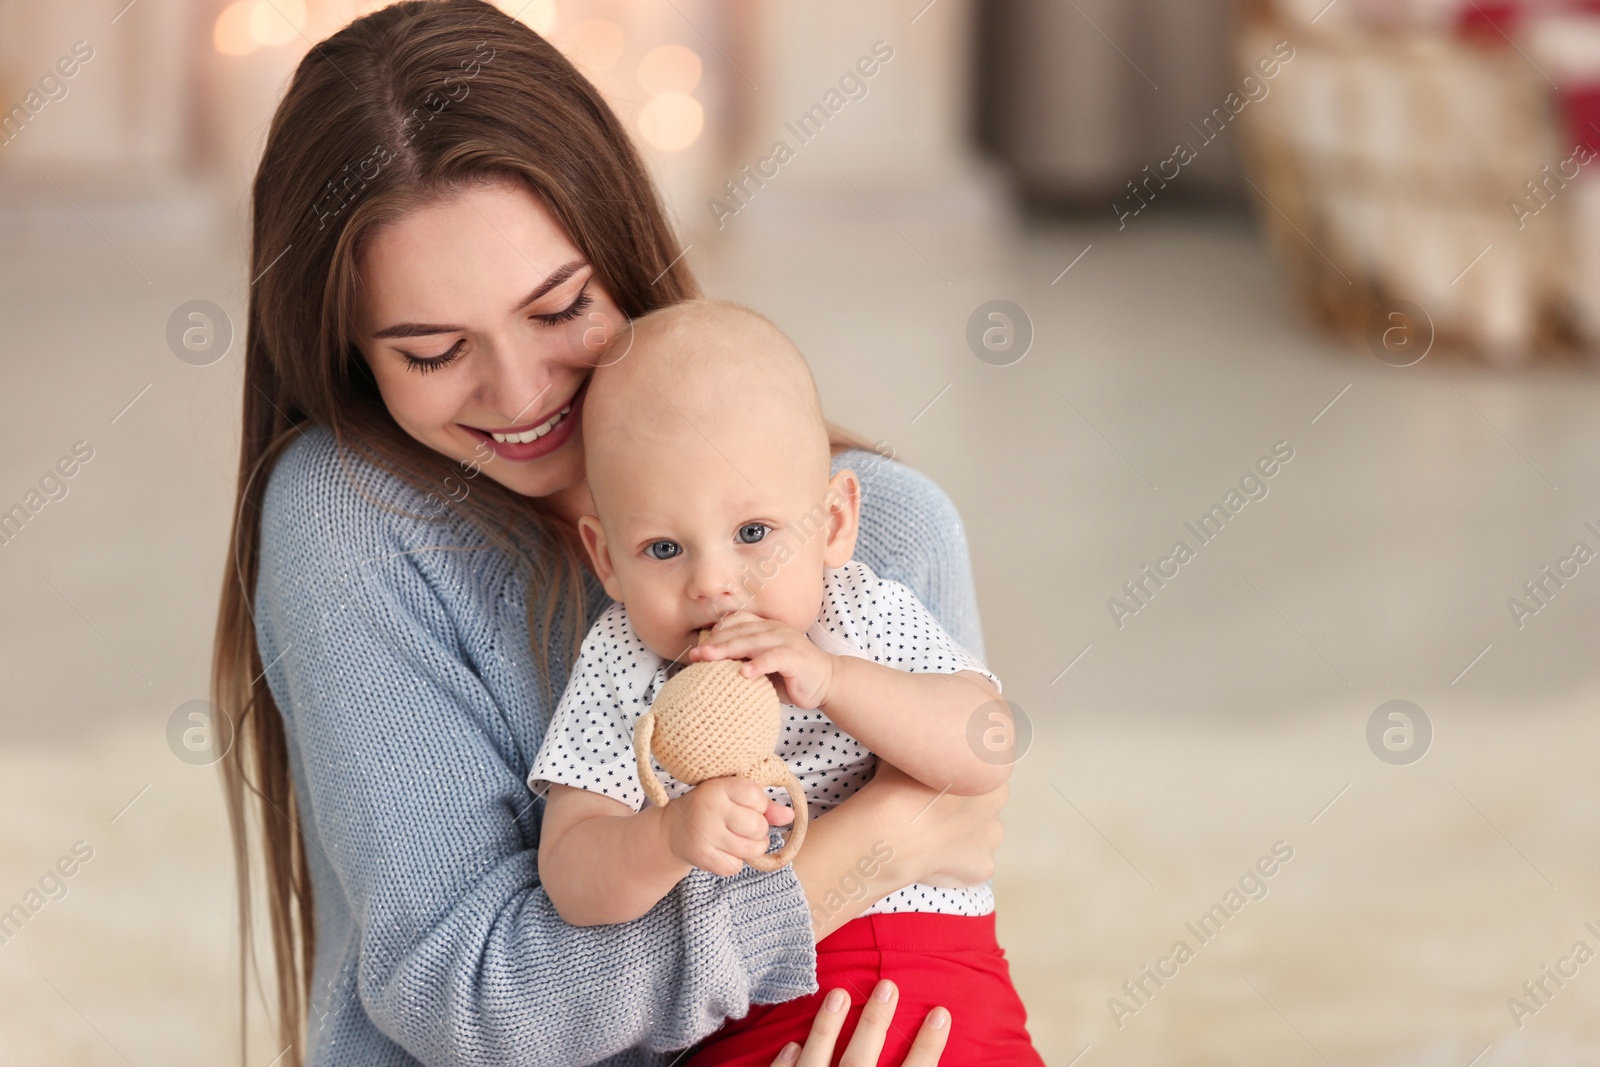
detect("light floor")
[3,186,1599,1065]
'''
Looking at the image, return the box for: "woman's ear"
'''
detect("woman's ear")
[578,515,625,601]
[821,469,861,568]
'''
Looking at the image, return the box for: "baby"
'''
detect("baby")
[528,300,1043,1065]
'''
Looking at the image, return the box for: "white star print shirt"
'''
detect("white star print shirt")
[529,558,1000,918]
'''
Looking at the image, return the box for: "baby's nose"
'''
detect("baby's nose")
[687,556,741,603]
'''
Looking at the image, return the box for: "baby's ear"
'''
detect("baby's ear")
[578,515,625,600]
[821,469,861,567]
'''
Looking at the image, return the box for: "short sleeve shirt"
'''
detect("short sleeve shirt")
[528,559,998,917]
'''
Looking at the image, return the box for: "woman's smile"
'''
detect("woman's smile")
[355,180,624,498]
[459,382,586,462]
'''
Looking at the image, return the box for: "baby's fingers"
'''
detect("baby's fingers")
[711,609,763,630]
[739,646,801,679]
[699,630,787,662]
[670,812,758,875]
[703,612,763,644]
[723,801,773,841]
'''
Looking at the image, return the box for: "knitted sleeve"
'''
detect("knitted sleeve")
[833,449,988,662]
[255,429,816,1066]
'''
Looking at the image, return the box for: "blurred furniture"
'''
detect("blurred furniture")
[976,0,1243,207]
[1236,0,1600,363]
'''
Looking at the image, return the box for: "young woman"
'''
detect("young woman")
[212,3,1008,1065]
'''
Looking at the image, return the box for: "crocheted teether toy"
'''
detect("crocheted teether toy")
[633,640,808,872]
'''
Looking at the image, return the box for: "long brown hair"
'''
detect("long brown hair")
[212,3,868,1064]
[213,2,697,1061]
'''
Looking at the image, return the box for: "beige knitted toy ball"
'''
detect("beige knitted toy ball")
[633,657,808,872]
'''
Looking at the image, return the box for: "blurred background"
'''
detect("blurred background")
[4,0,1600,1063]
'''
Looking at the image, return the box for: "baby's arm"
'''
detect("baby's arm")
[694,612,1009,797]
[537,778,789,926]
[825,659,1008,796]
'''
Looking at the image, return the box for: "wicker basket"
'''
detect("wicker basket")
[1235,0,1588,364]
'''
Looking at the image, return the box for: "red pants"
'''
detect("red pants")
[685,912,1045,1067]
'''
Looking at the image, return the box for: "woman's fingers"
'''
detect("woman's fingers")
[838,980,897,1067]
[780,981,949,1067]
[904,1006,951,1064]
[794,988,850,1067]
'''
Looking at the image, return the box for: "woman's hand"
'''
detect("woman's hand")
[866,760,1007,889]
[770,981,949,1067]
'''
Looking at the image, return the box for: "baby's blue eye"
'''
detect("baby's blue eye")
[737,523,769,544]
[645,540,681,560]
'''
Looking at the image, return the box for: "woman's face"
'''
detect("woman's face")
[354,179,625,504]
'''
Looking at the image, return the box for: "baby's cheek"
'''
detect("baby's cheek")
[631,597,695,659]
[766,577,826,636]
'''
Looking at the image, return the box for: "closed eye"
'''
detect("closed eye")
[532,287,592,326]
[397,285,593,373]
[402,338,466,374]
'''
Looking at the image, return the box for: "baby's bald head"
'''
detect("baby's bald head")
[582,300,831,508]
[573,300,863,658]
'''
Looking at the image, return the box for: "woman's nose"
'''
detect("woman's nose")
[477,339,556,426]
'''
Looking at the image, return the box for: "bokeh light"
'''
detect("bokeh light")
[497,0,557,36]
[636,44,702,95]
[213,0,309,54]
[212,1,257,56]
[636,92,704,151]
[561,19,626,74]
[248,0,306,47]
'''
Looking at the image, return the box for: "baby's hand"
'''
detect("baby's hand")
[666,776,789,877]
[692,611,836,708]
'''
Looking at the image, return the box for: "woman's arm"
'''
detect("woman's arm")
[839,450,988,661]
[794,762,1007,941]
[255,435,816,1066]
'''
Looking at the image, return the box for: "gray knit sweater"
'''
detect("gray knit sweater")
[254,424,986,1067]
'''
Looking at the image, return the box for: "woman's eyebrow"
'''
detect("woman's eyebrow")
[511,259,587,313]
[371,259,589,339]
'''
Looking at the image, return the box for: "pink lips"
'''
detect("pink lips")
[461,390,582,463]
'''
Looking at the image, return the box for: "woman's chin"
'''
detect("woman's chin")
[430,423,576,499]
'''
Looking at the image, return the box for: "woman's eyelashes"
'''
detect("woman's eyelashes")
[402,339,464,374]
[398,287,595,373]
[532,286,592,326]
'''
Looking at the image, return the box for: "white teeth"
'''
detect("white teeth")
[488,404,572,444]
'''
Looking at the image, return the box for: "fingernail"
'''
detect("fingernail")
[871,979,894,1003]
[776,1042,801,1064]
[823,988,848,1013]
[927,1006,949,1030]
